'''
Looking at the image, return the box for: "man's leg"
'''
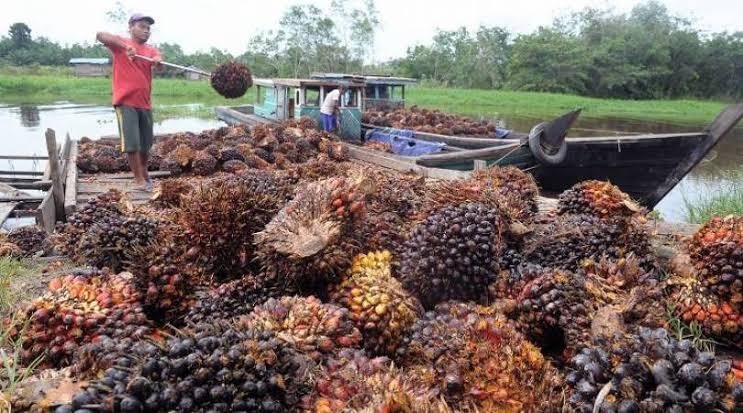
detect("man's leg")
[115,106,145,185]
[138,108,155,185]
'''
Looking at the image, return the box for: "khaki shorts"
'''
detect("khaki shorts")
[115,105,154,153]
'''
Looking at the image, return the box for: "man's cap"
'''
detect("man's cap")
[129,13,155,25]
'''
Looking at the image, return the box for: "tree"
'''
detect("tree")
[8,23,32,48]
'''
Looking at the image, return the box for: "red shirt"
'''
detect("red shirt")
[106,36,161,110]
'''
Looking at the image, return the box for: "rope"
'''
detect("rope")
[492,141,528,166]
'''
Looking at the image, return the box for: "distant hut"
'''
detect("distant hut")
[69,58,111,77]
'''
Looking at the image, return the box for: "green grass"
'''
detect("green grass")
[0,257,27,314]
[1,315,43,398]
[666,305,716,352]
[405,87,728,125]
[682,169,743,224]
[0,70,731,124]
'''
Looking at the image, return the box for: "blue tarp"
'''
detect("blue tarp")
[366,127,446,156]
[495,127,511,139]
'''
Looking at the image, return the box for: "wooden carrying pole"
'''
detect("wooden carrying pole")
[45,128,65,223]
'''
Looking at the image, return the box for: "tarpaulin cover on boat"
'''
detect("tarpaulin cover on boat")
[365,127,447,156]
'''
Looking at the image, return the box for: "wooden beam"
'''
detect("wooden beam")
[0,196,45,202]
[45,129,65,223]
[78,171,172,180]
[473,160,487,170]
[0,180,51,190]
[64,140,79,215]
[36,190,55,233]
[0,176,48,183]
[0,155,49,160]
[344,144,471,180]
[0,170,44,176]
[0,203,18,227]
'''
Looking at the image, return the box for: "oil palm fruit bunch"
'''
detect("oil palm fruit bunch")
[398,202,506,308]
[470,165,540,223]
[178,175,286,280]
[236,296,362,361]
[300,348,425,413]
[76,140,127,173]
[254,176,366,292]
[666,275,743,347]
[686,215,742,304]
[191,150,218,176]
[0,235,21,257]
[557,180,644,219]
[488,263,544,301]
[581,254,651,289]
[75,214,160,271]
[62,323,308,413]
[221,158,249,173]
[415,179,502,224]
[567,327,743,413]
[167,143,197,170]
[6,224,47,257]
[356,211,410,253]
[523,213,656,272]
[151,178,193,208]
[53,190,124,256]
[7,270,149,368]
[185,273,293,324]
[330,251,422,356]
[211,60,253,98]
[124,241,194,322]
[396,302,563,412]
[512,268,596,358]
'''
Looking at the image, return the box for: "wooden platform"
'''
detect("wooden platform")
[75,171,171,208]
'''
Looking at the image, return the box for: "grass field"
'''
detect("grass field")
[682,169,743,224]
[0,70,730,125]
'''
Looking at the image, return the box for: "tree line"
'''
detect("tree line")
[1,0,741,100]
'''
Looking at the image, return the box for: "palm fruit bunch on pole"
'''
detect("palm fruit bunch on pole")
[470,165,540,223]
[330,251,423,356]
[61,322,309,413]
[398,202,506,308]
[177,175,288,280]
[566,327,743,413]
[53,190,124,256]
[6,270,150,369]
[685,215,742,304]
[210,60,253,99]
[236,296,362,362]
[396,302,563,412]
[254,176,367,293]
[557,180,645,219]
[300,349,430,413]
[6,225,47,257]
[523,213,656,272]
[75,213,160,271]
[185,274,293,324]
[124,240,194,323]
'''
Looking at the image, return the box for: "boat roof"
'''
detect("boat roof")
[311,72,418,85]
[69,58,110,65]
[253,77,365,88]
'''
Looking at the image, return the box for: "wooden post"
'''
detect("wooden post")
[473,160,487,170]
[45,128,65,223]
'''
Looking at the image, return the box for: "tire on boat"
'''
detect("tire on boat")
[528,121,568,165]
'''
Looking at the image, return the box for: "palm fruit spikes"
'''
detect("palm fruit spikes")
[470,165,540,223]
[75,214,160,271]
[177,175,286,280]
[330,251,422,356]
[557,180,644,219]
[397,302,563,412]
[686,215,743,304]
[236,296,362,361]
[254,176,367,292]
[6,225,47,257]
[399,202,506,308]
[567,327,743,413]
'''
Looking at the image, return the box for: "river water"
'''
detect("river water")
[0,103,740,223]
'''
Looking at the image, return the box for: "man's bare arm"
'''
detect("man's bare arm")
[96,32,135,57]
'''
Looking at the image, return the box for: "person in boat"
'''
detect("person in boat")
[96,13,162,192]
[320,85,346,133]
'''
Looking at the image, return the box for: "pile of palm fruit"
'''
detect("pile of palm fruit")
[362,105,499,137]
[6,117,742,412]
[75,118,347,174]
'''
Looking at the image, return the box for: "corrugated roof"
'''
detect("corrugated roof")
[69,58,110,65]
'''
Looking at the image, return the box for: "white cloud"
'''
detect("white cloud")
[0,0,740,62]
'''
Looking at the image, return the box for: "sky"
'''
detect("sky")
[1,0,741,62]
